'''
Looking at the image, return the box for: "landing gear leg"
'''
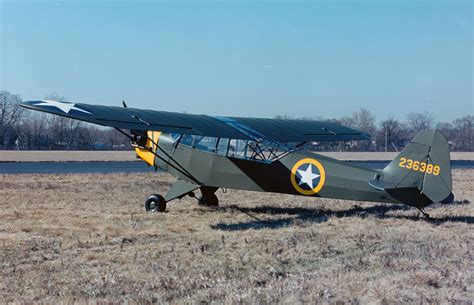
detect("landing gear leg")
[146,179,200,213]
[198,186,219,207]
[145,194,167,212]
[417,207,430,219]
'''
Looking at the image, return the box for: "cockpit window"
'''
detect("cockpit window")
[194,136,217,153]
[159,133,181,146]
[216,138,229,156]
[180,134,194,147]
[175,134,295,162]
[230,139,292,162]
[228,139,247,158]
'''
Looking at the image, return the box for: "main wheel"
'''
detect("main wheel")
[198,193,219,207]
[145,194,167,212]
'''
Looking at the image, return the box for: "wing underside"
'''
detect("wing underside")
[20,100,369,143]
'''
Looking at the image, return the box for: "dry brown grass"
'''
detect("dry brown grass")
[0,170,473,304]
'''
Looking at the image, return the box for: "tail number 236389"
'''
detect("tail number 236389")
[398,157,440,175]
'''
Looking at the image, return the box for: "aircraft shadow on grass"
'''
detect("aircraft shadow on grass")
[210,202,473,231]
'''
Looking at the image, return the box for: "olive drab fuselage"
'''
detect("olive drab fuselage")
[148,135,400,205]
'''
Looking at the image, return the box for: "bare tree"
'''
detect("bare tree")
[436,122,455,143]
[338,115,357,129]
[452,115,474,151]
[18,112,49,149]
[354,108,376,137]
[103,128,130,150]
[76,124,101,149]
[0,91,25,149]
[406,112,435,137]
[273,114,294,120]
[351,108,376,151]
[377,117,406,151]
[45,93,83,149]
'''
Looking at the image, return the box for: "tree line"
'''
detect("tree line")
[277,108,473,152]
[1,90,473,151]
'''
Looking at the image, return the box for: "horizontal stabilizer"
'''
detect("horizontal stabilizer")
[368,179,397,191]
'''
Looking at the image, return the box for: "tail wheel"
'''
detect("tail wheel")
[198,193,219,207]
[145,194,167,212]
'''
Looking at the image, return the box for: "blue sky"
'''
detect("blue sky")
[1,0,472,122]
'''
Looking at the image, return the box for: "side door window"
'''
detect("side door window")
[228,139,247,158]
[194,136,217,153]
[216,138,229,156]
[180,134,194,147]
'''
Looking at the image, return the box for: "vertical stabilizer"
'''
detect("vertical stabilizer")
[372,129,453,207]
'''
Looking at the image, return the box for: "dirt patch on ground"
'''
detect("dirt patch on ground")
[0,170,472,303]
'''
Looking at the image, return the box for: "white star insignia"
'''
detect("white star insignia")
[33,100,92,115]
[297,164,320,189]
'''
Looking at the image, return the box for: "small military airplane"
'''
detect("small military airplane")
[20,100,453,217]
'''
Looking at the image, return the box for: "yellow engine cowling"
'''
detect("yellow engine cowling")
[135,131,162,166]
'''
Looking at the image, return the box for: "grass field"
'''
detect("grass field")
[0,170,473,303]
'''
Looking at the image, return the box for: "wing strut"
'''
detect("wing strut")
[114,128,202,185]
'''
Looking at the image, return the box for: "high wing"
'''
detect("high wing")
[20,100,369,142]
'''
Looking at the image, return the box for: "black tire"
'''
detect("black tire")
[199,193,219,207]
[145,194,166,212]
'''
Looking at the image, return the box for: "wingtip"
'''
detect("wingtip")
[19,100,39,108]
[20,100,60,108]
[21,100,46,105]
